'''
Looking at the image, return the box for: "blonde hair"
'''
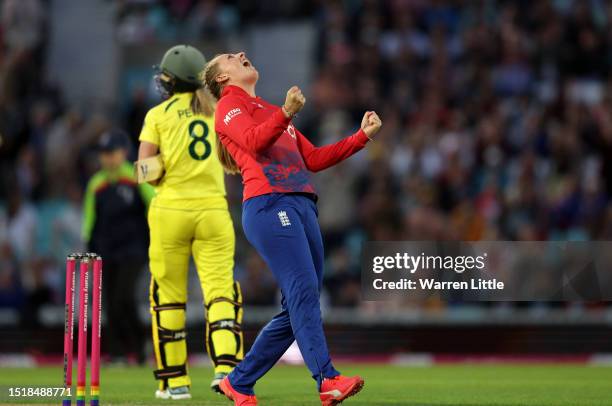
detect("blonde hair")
[201,57,240,174]
[203,55,225,100]
[190,87,215,117]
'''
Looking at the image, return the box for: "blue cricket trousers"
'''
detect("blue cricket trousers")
[229,193,340,394]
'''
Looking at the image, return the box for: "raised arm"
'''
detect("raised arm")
[216,96,289,153]
[216,86,306,154]
[296,111,382,172]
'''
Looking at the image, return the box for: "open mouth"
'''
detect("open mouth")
[242,60,251,68]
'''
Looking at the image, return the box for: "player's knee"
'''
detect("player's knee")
[286,277,319,307]
[205,286,244,367]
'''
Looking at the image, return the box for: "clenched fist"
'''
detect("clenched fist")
[361,111,382,139]
[283,86,306,118]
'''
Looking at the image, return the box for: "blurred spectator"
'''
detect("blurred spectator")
[115,0,239,43]
[1,0,45,52]
[124,87,149,146]
[6,193,37,264]
[82,130,154,363]
[0,242,24,309]
[306,0,611,304]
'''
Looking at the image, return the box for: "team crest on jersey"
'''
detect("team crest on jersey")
[287,124,296,139]
[251,102,264,109]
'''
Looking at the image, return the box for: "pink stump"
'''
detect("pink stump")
[89,257,102,406]
[76,259,89,406]
[63,257,76,406]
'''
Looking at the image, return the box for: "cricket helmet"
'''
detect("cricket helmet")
[155,45,207,96]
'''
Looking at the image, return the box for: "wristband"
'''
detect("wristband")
[282,105,294,119]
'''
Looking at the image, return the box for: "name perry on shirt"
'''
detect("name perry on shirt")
[178,108,193,119]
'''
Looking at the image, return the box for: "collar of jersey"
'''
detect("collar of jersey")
[222,85,257,100]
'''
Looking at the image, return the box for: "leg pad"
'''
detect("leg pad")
[205,282,244,368]
[153,364,187,380]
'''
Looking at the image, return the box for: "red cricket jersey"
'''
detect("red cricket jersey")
[215,85,370,201]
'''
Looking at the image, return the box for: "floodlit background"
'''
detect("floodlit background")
[0,0,611,363]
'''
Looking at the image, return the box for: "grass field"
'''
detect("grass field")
[1,364,612,405]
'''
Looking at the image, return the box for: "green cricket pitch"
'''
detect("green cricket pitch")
[1,364,612,405]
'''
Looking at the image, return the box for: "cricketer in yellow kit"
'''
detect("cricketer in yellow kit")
[138,45,243,400]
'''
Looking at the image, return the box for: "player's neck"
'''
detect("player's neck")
[232,81,256,98]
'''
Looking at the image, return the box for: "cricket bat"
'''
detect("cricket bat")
[135,155,164,184]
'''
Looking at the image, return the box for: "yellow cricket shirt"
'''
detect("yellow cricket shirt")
[139,92,227,210]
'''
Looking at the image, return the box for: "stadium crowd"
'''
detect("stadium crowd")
[1,0,611,323]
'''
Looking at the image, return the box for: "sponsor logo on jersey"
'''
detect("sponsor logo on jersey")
[224,108,242,125]
[287,124,296,139]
